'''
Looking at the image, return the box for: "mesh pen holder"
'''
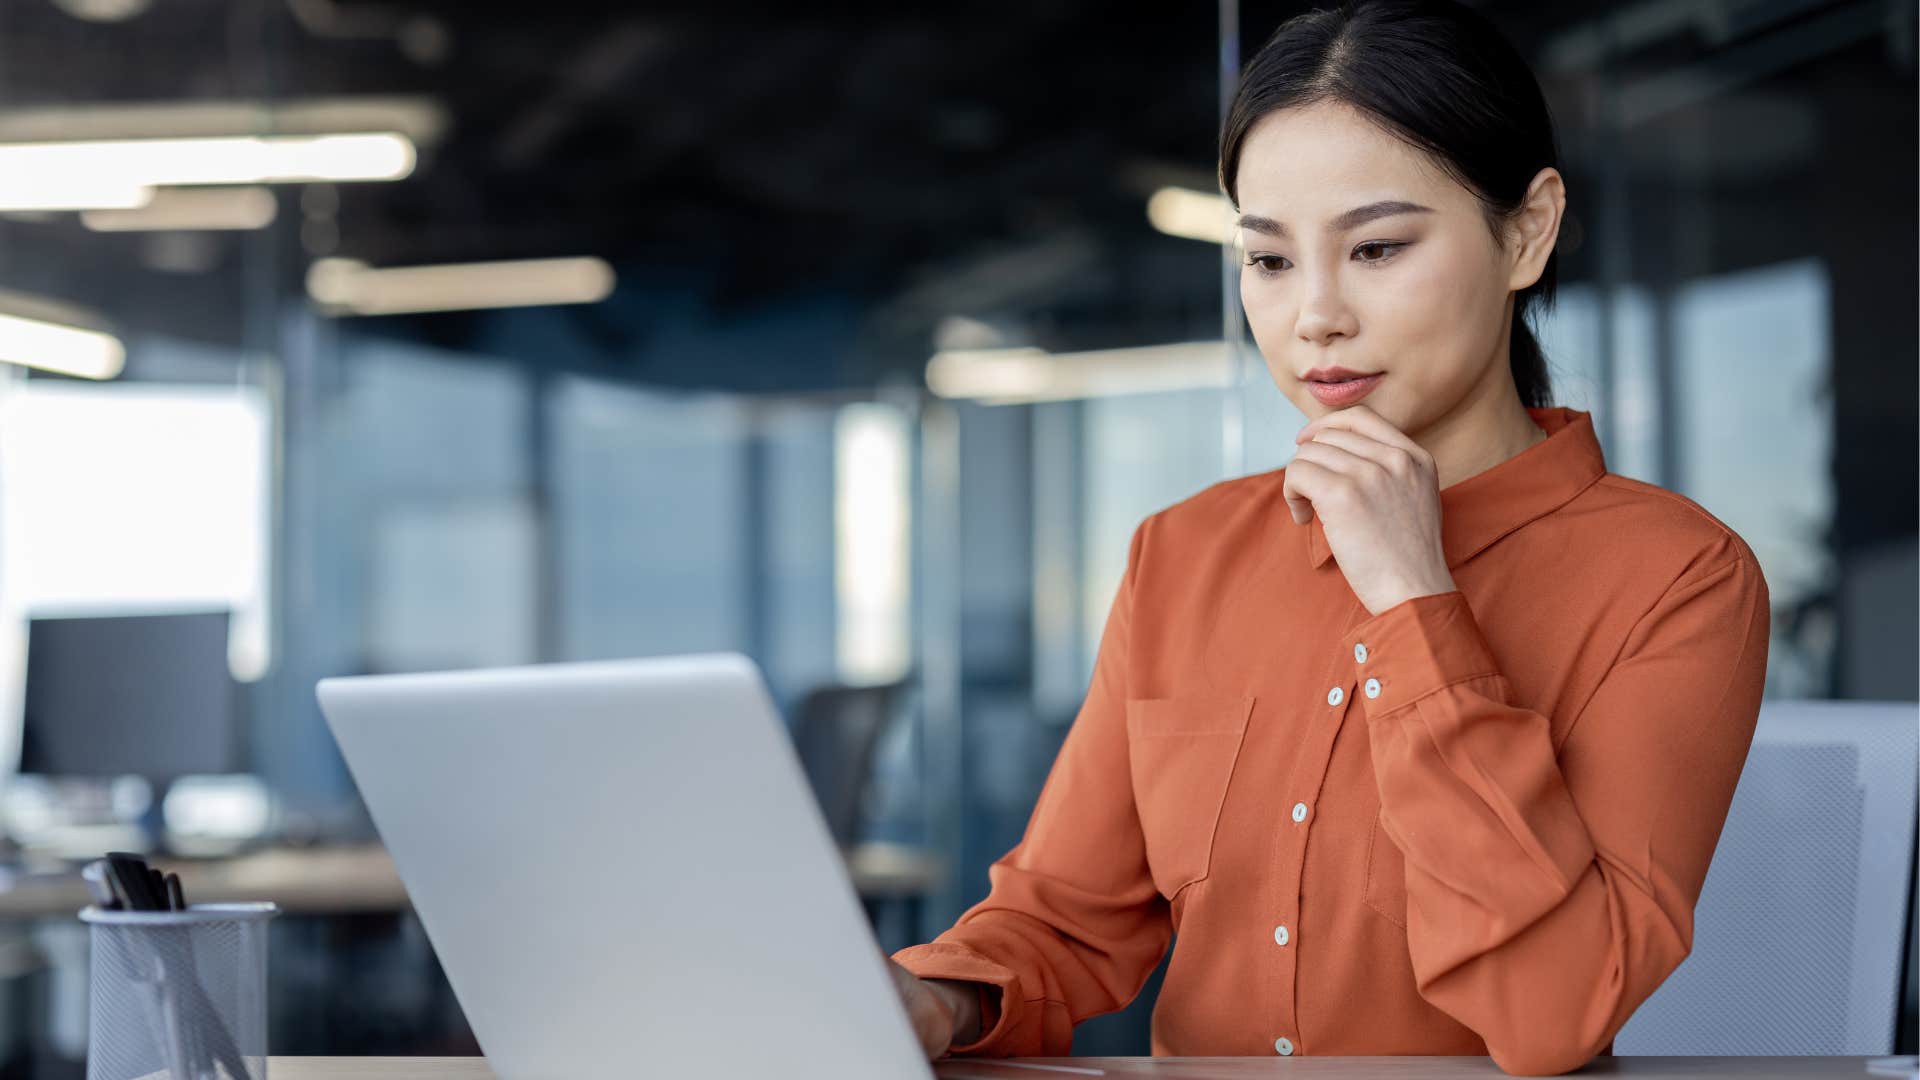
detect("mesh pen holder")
[81,902,280,1080]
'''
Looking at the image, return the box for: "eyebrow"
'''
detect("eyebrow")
[1237,200,1435,239]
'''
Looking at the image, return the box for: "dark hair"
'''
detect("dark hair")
[1219,0,1560,408]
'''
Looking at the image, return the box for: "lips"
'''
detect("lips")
[1302,366,1379,383]
[1305,371,1384,406]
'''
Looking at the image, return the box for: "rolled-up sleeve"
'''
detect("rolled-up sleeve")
[890,519,1171,1057]
[1344,546,1770,1076]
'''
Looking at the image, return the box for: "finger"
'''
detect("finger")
[1289,440,1378,502]
[1282,455,1338,524]
[896,974,940,1053]
[921,1006,948,1059]
[1285,439,1381,524]
[1305,408,1426,464]
[1296,425,1414,476]
[1297,404,1427,460]
[893,965,956,1059]
[1291,432,1380,475]
[918,985,957,1058]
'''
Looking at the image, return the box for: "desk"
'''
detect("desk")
[262,1057,1899,1078]
[0,846,409,917]
[0,840,946,918]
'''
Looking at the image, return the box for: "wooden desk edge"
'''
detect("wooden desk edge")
[0,840,948,918]
[261,1055,1900,1079]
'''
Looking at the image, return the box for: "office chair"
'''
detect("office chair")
[789,680,908,848]
[1616,700,1918,1055]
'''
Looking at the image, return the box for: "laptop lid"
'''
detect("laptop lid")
[317,652,935,1080]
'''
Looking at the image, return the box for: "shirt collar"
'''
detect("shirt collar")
[1306,406,1608,570]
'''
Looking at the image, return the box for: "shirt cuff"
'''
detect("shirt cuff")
[889,941,1017,1055]
[1345,590,1501,713]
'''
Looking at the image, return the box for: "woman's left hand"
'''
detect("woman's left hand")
[1283,404,1457,616]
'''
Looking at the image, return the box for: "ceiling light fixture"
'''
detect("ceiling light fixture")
[1146,185,1237,245]
[0,97,446,145]
[306,256,617,316]
[0,312,125,380]
[49,0,151,22]
[926,341,1236,405]
[0,132,416,190]
[81,187,278,232]
[0,181,153,213]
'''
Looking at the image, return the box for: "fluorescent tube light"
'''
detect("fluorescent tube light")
[306,256,617,316]
[0,181,154,212]
[926,341,1235,405]
[0,97,446,144]
[1147,185,1236,244]
[82,187,278,232]
[50,0,151,22]
[0,313,126,380]
[0,132,416,189]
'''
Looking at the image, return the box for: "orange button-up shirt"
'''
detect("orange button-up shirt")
[892,405,1771,1076]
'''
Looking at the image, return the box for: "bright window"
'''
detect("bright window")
[0,381,271,680]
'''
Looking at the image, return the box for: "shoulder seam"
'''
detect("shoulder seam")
[1590,474,1748,550]
[1557,553,1756,751]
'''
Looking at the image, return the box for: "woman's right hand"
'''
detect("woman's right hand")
[885,956,981,1060]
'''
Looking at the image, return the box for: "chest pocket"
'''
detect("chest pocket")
[1125,696,1254,901]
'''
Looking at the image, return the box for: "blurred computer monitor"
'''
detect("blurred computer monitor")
[22,612,239,782]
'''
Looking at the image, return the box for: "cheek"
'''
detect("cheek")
[1238,271,1265,324]
[1238,280,1307,405]
[1240,273,1289,352]
[1371,243,1508,374]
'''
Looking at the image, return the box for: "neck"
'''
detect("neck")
[1407,364,1548,491]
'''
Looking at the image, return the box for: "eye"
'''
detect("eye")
[1244,254,1288,277]
[1354,241,1407,264]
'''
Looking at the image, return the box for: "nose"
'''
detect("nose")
[1293,274,1358,346]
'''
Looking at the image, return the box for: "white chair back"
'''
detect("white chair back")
[1617,700,1917,1055]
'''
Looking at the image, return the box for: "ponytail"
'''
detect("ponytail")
[1509,280,1554,408]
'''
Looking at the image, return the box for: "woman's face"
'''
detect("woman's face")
[1234,100,1533,437]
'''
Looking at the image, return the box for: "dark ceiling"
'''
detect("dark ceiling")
[0,0,1909,392]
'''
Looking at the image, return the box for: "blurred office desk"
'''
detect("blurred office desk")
[844,840,946,953]
[845,839,947,898]
[0,840,946,918]
[264,1057,1901,1078]
[0,845,409,917]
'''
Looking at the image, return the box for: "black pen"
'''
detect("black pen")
[105,853,160,910]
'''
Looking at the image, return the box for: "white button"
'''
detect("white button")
[1273,925,1289,946]
[1354,642,1368,662]
[1326,686,1343,706]
[1365,677,1381,699]
[1275,1037,1295,1056]
[1291,802,1309,823]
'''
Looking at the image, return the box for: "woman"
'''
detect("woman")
[886,1,1770,1074]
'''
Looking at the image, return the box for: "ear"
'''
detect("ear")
[1506,166,1565,292]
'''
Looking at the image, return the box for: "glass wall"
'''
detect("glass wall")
[0,0,1905,1069]
[1221,1,1913,711]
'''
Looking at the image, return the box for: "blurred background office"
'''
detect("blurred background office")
[0,0,1909,1074]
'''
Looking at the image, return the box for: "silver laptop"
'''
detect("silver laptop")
[316,652,936,1080]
